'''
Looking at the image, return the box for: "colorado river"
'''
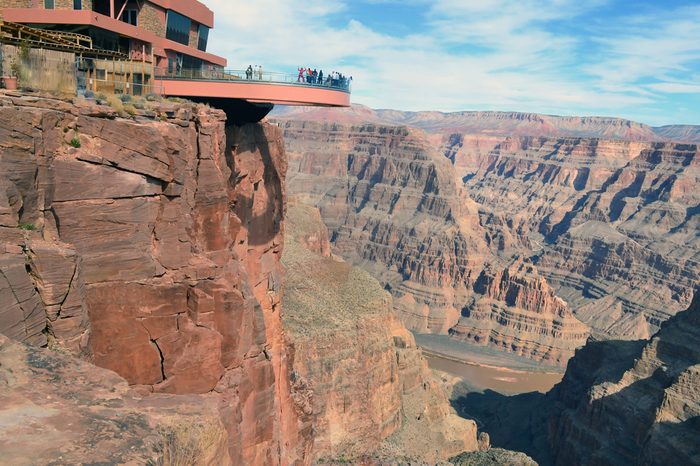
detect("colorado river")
[424,352,564,395]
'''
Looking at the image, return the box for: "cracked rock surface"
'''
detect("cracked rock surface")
[0,93,309,465]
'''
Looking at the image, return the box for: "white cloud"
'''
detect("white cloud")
[205,0,700,124]
[646,82,700,94]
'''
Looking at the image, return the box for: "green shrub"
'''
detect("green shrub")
[123,104,137,116]
[69,137,81,148]
[18,222,36,231]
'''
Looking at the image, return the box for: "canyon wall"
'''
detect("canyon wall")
[276,108,699,361]
[450,260,589,365]
[0,94,309,465]
[446,134,699,337]
[451,291,700,466]
[547,291,700,466]
[280,119,590,366]
[282,202,480,463]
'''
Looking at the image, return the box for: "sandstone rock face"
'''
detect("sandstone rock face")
[285,121,492,334]
[0,334,230,465]
[548,292,700,466]
[451,260,589,365]
[276,107,699,362]
[0,94,309,465]
[282,203,479,463]
[448,134,699,336]
[280,119,589,367]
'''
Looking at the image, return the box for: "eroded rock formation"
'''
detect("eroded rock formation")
[451,292,700,466]
[547,292,700,466]
[282,202,481,463]
[285,121,492,334]
[448,134,699,337]
[279,118,590,366]
[0,94,308,465]
[451,260,589,365]
[275,107,699,364]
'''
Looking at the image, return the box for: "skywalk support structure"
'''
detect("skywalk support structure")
[0,0,350,121]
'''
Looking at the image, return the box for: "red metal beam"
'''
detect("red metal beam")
[155,79,351,107]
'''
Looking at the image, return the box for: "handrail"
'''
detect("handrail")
[154,67,352,92]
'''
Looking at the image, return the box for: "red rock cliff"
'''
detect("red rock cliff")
[450,260,590,366]
[0,94,310,465]
[282,202,480,463]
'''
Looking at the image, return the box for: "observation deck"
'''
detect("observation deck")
[154,68,351,107]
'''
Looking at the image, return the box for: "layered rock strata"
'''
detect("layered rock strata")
[282,202,480,463]
[281,120,489,332]
[450,261,589,365]
[280,119,590,366]
[547,292,700,465]
[274,104,700,143]
[0,93,308,465]
[444,134,699,336]
[278,110,699,348]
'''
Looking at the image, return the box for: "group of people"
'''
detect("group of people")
[245,65,264,80]
[241,64,351,89]
[297,67,352,89]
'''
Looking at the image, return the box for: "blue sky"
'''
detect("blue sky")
[206,0,700,126]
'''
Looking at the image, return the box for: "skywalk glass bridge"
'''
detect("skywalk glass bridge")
[154,67,351,108]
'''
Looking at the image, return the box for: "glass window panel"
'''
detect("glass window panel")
[197,24,209,51]
[165,10,191,46]
[121,9,137,26]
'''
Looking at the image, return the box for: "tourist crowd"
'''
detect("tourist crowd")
[297,67,352,89]
[242,64,352,90]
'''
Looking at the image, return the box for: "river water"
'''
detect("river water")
[425,353,564,395]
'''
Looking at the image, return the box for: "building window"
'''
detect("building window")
[44,0,54,8]
[74,0,81,9]
[197,24,209,51]
[121,9,138,26]
[182,54,202,71]
[165,10,191,46]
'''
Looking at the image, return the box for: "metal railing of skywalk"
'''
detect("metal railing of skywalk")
[154,67,352,92]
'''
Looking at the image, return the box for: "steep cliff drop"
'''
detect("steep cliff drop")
[282,202,482,463]
[451,291,700,466]
[547,290,700,466]
[279,118,590,367]
[0,93,309,464]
